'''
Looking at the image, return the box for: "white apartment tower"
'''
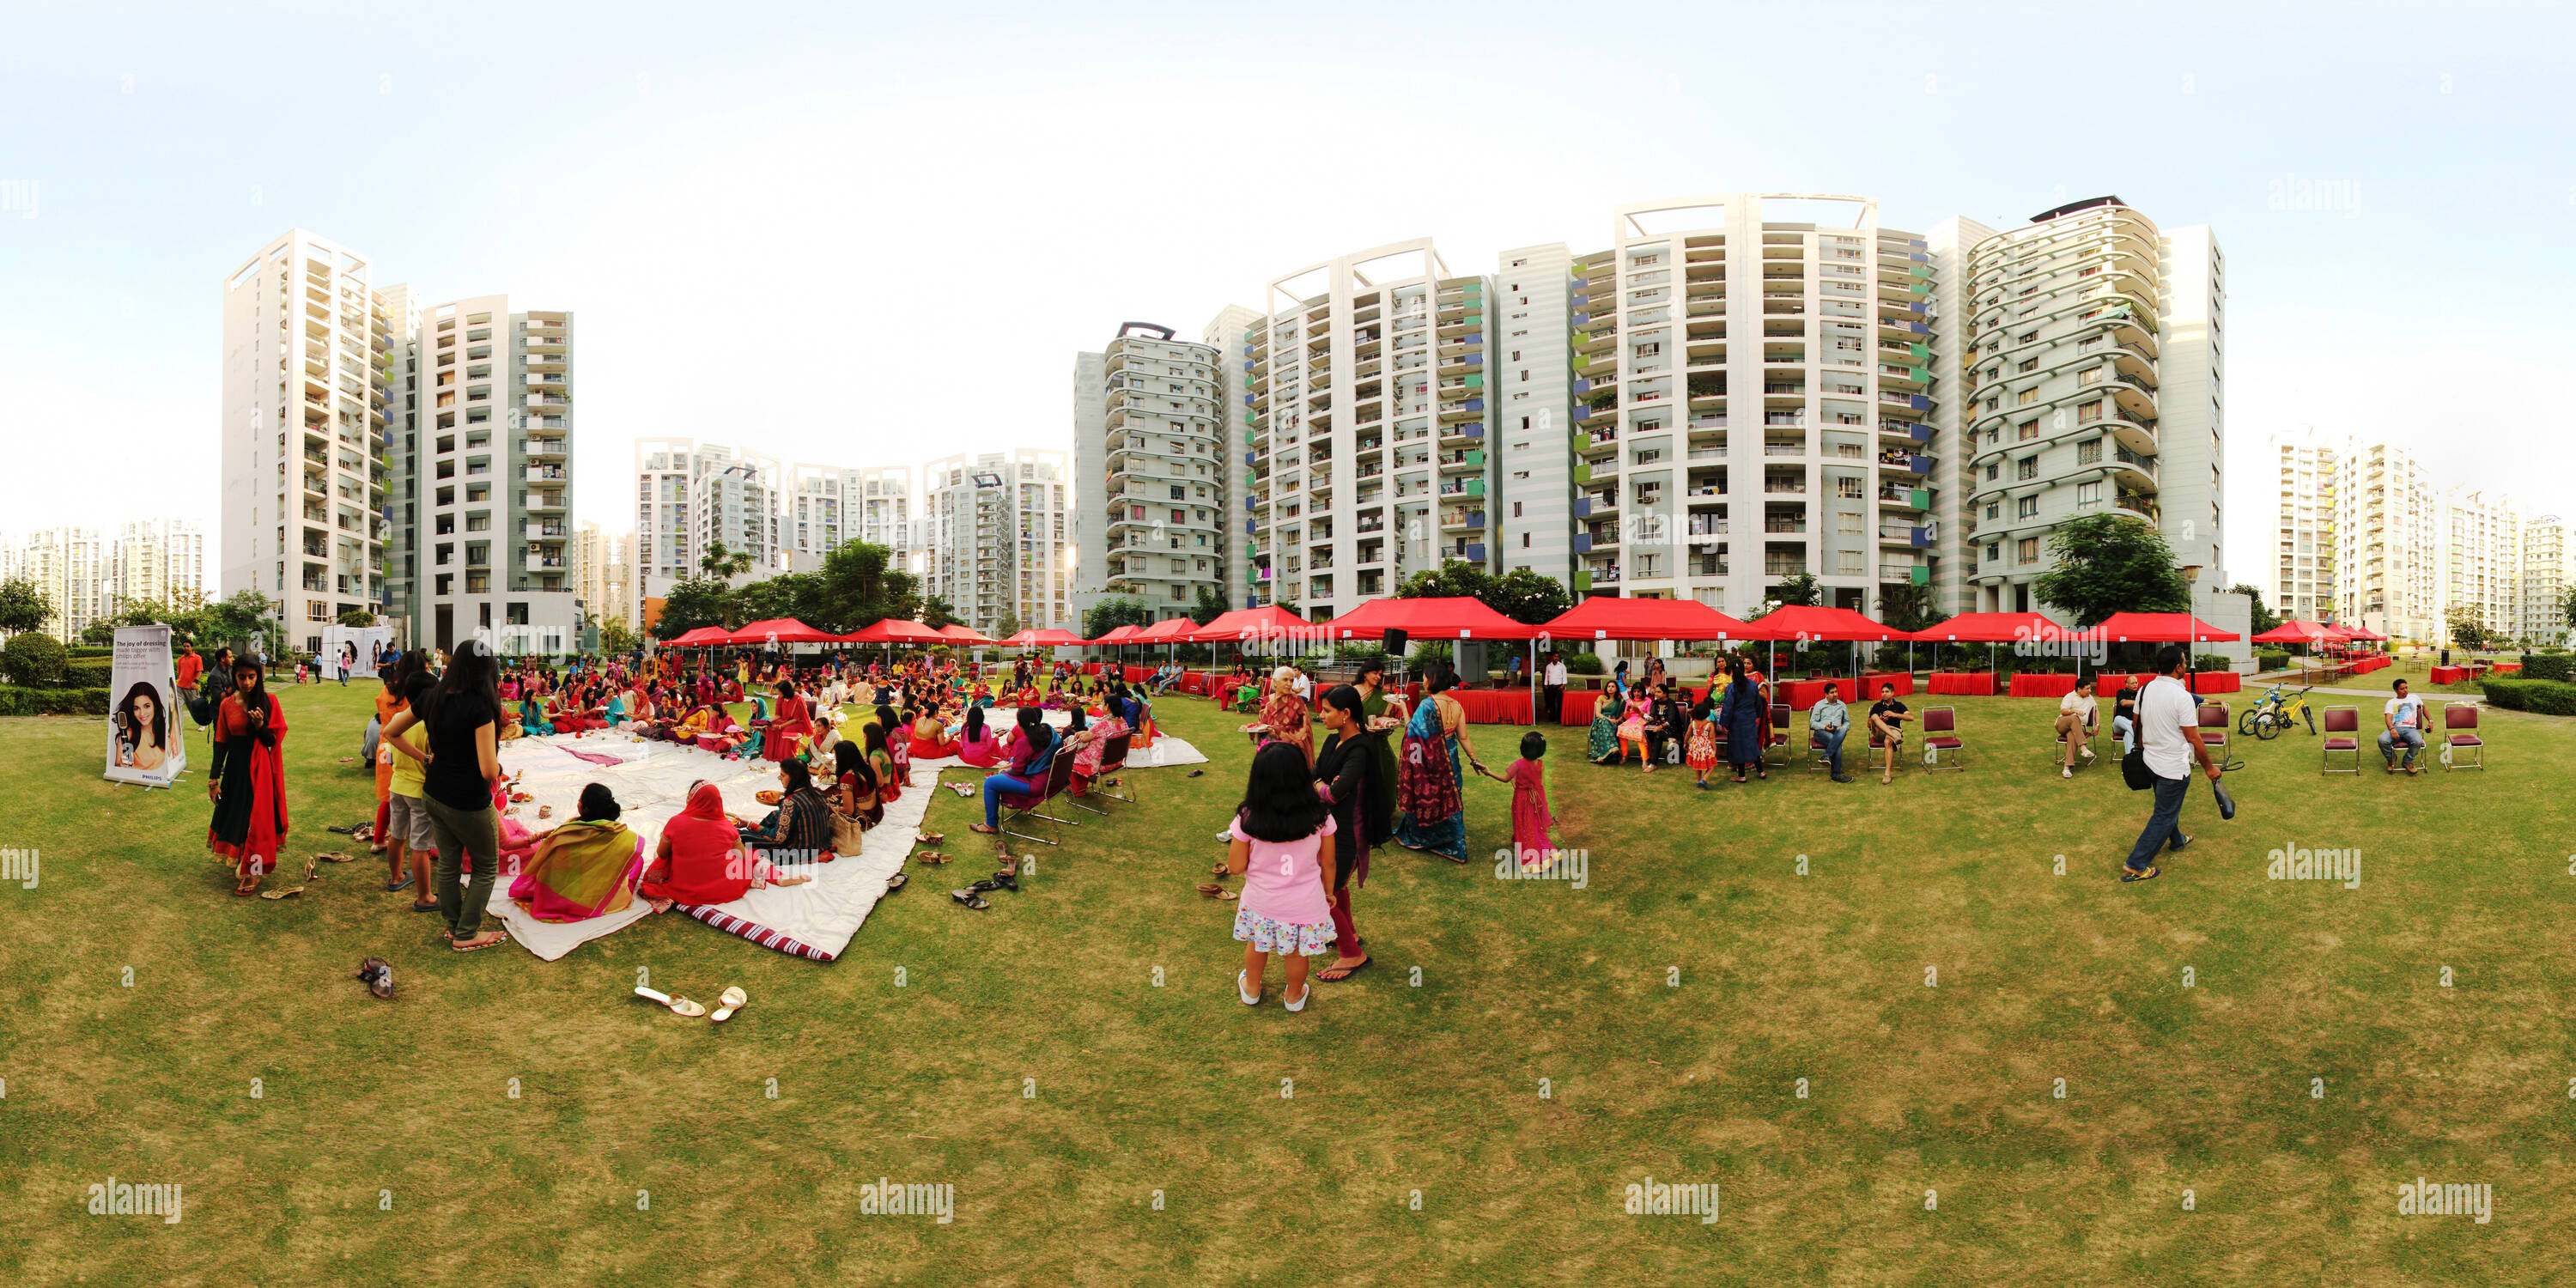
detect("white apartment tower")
[631,440,781,626]
[2438,487,2522,644]
[2522,515,2572,645]
[1205,305,1262,611]
[1539,196,1947,614]
[924,450,1071,635]
[784,464,916,574]
[377,283,423,643]
[15,527,107,641]
[402,295,578,653]
[1957,197,2225,614]
[1246,241,1492,621]
[219,229,396,653]
[2334,441,2441,641]
[2269,435,2337,621]
[1073,323,1230,617]
[110,519,207,612]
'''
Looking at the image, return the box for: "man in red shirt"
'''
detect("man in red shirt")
[174,644,203,694]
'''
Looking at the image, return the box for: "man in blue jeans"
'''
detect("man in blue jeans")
[2378,677,2427,775]
[2122,646,2222,883]
[1807,683,1856,784]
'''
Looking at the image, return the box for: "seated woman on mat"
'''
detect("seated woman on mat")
[640,781,810,912]
[863,721,905,807]
[736,756,835,868]
[952,704,1005,768]
[830,738,884,833]
[516,694,556,737]
[908,705,961,761]
[968,706,1059,839]
[509,782,647,923]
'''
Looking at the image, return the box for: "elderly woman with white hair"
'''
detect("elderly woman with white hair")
[1240,664,1315,766]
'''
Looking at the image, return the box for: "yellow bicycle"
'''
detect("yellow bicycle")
[2239,683,2315,740]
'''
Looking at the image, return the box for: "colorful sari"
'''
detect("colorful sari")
[1259,688,1313,766]
[1586,691,1620,762]
[509,819,646,922]
[208,692,289,878]
[1393,695,1467,861]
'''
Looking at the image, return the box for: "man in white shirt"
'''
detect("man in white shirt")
[2122,646,2222,883]
[2379,678,2427,775]
[1541,652,1569,726]
[2055,677,2099,778]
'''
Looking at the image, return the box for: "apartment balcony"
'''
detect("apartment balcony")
[1878,524,1932,549]
[526,465,568,483]
[526,554,567,574]
[526,491,568,513]
[1878,453,1933,476]
[1880,563,1932,586]
[2109,447,2159,485]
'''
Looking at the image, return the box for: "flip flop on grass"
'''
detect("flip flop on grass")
[709,987,749,1024]
[1316,955,1371,982]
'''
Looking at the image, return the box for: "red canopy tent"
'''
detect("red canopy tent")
[1903,611,2075,685]
[937,623,999,647]
[1538,596,1756,642]
[2094,612,2240,643]
[838,617,946,646]
[1322,597,1537,641]
[2251,619,2348,644]
[665,626,732,647]
[1130,617,1198,643]
[1188,605,1323,646]
[1000,627,1087,647]
[1091,624,1142,645]
[722,617,841,646]
[1744,604,1898,691]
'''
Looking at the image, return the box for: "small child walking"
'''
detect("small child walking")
[1482,731,1556,870]
[1226,742,1338,1012]
[1685,696,1720,788]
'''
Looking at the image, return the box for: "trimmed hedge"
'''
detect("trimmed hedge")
[2257,650,2291,672]
[2478,676,2576,717]
[0,685,111,716]
[64,659,112,689]
[2519,653,2574,683]
[1567,652,1605,676]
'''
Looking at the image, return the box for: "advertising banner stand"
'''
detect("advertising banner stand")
[106,624,187,789]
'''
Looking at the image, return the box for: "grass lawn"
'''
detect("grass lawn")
[1,678,2570,1285]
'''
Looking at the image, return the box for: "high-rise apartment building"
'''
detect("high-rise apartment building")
[393,295,579,653]
[924,450,1071,634]
[1506,196,1950,616]
[2269,435,2337,621]
[109,519,207,613]
[218,229,396,653]
[1956,197,2225,615]
[1243,241,1492,620]
[783,465,915,574]
[13,527,107,641]
[2522,515,2573,645]
[2438,487,2522,642]
[2333,440,2440,641]
[631,440,781,625]
[1074,323,1230,617]
[377,283,423,642]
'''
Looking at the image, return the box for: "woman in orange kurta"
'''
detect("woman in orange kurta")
[208,659,289,895]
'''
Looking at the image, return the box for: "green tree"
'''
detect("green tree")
[337,607,378,628]
[79,621,119,645]
[653,578,735,640]
[2,631,68,686]
[1487,568,1571,625]
[1874,581,1938,634]
[1748,573,1823,620]
[2558,584,2576,632]
[2031,513,2189,628]
[0,577,51,636]
[2445,605,2493,651]
[206,590,280,658]
[1189,586,1230,627]
[697,540,756,581]
[991,611,1021,639]
[920,595,961,630]
[732,572,828,629]
[1084,596,1154,641]
[812,540,923,633]
[2231,582,2281,635]
[1394,559,1492,602]
[599,616,641,657]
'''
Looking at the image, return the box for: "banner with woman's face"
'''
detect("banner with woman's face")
[106,624,186,787]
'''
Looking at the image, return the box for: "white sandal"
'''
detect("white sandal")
[1236,970,1260,1006]
[634,986,707,1018]
[709,986,749,1023]
[1283,982,1309,1012]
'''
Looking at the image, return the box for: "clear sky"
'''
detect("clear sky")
[4,0,2573,587]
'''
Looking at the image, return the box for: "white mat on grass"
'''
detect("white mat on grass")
[480,712,1204,961]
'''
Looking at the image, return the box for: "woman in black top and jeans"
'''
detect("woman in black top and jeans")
[416,641,507,951]
[1310,684,1391,983]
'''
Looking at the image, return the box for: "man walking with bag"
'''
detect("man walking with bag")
[2120,646,2224,883]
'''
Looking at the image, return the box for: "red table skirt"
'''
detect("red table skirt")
[1396,683,1534,724]
[2190,671,2241,694]
[1929,672,1996,696]
[1775,674,1909,711]
[2428,665,2465,684]
[2008,673,2077,698]
[1081,663,1103,676]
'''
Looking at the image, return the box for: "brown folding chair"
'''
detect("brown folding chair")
[1923,706,1965,771]
[2440,703,2484,770]
[2320,706,2360,774]
[1764,702,1793,766]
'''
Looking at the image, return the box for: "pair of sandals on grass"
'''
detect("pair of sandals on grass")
[634,984,750,1021]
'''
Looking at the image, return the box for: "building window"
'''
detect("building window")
[2016,457,2038,481]
[2077,399,2104,423]
[2077,439,2103,465]
[2018,537,2040,564]
[2017,419,2038,441]
[2016,496,2038,519]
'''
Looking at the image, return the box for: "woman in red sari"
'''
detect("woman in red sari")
[760,679,812,762]
[207,659,289,896]
[640,781,753,909]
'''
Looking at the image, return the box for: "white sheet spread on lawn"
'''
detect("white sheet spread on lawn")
[482,710,1205,961]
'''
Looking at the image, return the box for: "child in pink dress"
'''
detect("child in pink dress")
[1497,731,1554,869]
[1225,742,1337,1013]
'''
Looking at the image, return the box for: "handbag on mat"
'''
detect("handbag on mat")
[829,809,869,854]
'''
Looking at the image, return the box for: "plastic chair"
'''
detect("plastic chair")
[2440,703,2483,770]
[1923,706,1965,771]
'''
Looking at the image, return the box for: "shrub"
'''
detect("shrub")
[1408,641,1454,668]
[1567,652,1605,676]
[2192,653,2233,672]
[2256,650,2291,672]
[2520,653,2574,683]
[64,659,112,689]
[2,633,68,687]
[67,646,112,659]
[0,684,110,716]
[2478,676,2576,716]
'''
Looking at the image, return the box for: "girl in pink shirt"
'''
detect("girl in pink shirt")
[1225,742,1337,1012]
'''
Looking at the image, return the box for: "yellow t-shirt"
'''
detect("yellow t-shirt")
[388,717,430,799]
